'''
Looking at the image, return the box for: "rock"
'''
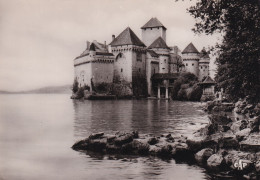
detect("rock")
[248,116,260,132]
[209,114,232,126]
[89,132,104,139]
[223,150,253,168]
[186,136,205,152]
[131,139,150,155]
[114,133,133,146]
[240,134,260,152]
[88,138,107,152]
[219,133,239,149]
[235,128,251,141]
[72,138,89,150]
[233,159,254,173]
[207,154,225,170]
[195,148,214,164]
[148,137,159,145]
[172,143,191,158]
[132,130,139,138]
[255,161,260,173]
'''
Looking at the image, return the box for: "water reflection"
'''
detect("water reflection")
[73,100,209,138]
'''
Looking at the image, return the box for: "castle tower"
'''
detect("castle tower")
[148,37,170,73]
[182,42,200,77]
[141,17,167,47]
[199,48,210,81]
[109,27,147,96]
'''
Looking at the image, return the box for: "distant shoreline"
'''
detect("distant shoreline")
[0,85,71,94]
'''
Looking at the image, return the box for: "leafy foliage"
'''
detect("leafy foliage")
[171,72,202,101]
[72,78,79,93]
[187,0,260,102]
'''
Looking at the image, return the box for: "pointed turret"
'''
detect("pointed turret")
[141,17,166,30]
[109,27,145,47]
[182,43,199,54]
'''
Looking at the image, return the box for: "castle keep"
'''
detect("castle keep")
[74,17,210,98]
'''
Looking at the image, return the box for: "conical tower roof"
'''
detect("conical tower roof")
[200,48,210,58]
[148,37,170,49]
[141,17,166,30]
[109,27,145,47]
[182,42,199,54]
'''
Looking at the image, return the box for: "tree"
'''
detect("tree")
[186,0,260,102]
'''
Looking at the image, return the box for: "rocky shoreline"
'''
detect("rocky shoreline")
[72,98,260,179]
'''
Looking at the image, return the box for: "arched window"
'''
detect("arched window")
[121,68,123,72]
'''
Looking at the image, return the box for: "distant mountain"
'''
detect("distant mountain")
[0,85,72,94]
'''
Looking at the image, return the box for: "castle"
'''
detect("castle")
[74,17,210,98]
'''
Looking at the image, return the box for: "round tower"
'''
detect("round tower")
[182,42,200,77]
[199,48,210,81]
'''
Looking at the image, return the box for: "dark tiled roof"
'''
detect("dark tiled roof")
[152,73,179,80]
[148,37,170,49]
[200,48,210,58]
[141,17,166,30]
[109,27,145,47]
[147,50,159,57]
[201,76,215,84]
[182,42,199,54]
[96,52,114,56]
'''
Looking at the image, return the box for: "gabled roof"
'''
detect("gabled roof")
[148,37,170,49]
[109,27,145,47]
[141,17,166,30]
[182,42,199,54]
[201,76,215,84]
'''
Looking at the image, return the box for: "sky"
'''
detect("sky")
[0,0,220,91]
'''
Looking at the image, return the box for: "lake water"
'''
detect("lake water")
[0,94,211,180]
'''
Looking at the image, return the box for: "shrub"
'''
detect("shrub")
[187,84,203,101]
[72,78,79,93]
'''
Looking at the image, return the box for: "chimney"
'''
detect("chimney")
[112,35,115,41]
[86,41,90,50]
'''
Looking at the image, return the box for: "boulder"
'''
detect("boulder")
[88,138,107,152]
[195,148,214,164]
[89,132,104,139]
[235,128,251,141]
[207,154,225,170]
[186,136,205,152]
[255,161,260,174]
[114,133,133,146]
[72,138,89,150]
[209,114,232,126]
[148,137,159,145]
[172,143,191,158]
[219,133,239,149]
[240,134,260,152]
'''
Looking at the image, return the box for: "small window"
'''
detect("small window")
[186,63,188,66]
[164,59,166,63]
[139,68,141,72]
[205,66,207,69]
[201,66,203,69]
[121,68,123,72]
[158,27,159,29]
[151,28,152,30]
[162,68,165,70]
[192,63,194,66]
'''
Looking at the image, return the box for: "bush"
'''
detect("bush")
[76,87,85,99]
[95,83,110,93]
[171,72,201,101]
[72,78,79,93]
[187,84,203,101]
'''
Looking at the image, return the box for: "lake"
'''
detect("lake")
[0,94,211,180]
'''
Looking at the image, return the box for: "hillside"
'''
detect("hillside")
[0,85,71,94]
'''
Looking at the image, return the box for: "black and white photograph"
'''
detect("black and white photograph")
[0,0,259,179]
